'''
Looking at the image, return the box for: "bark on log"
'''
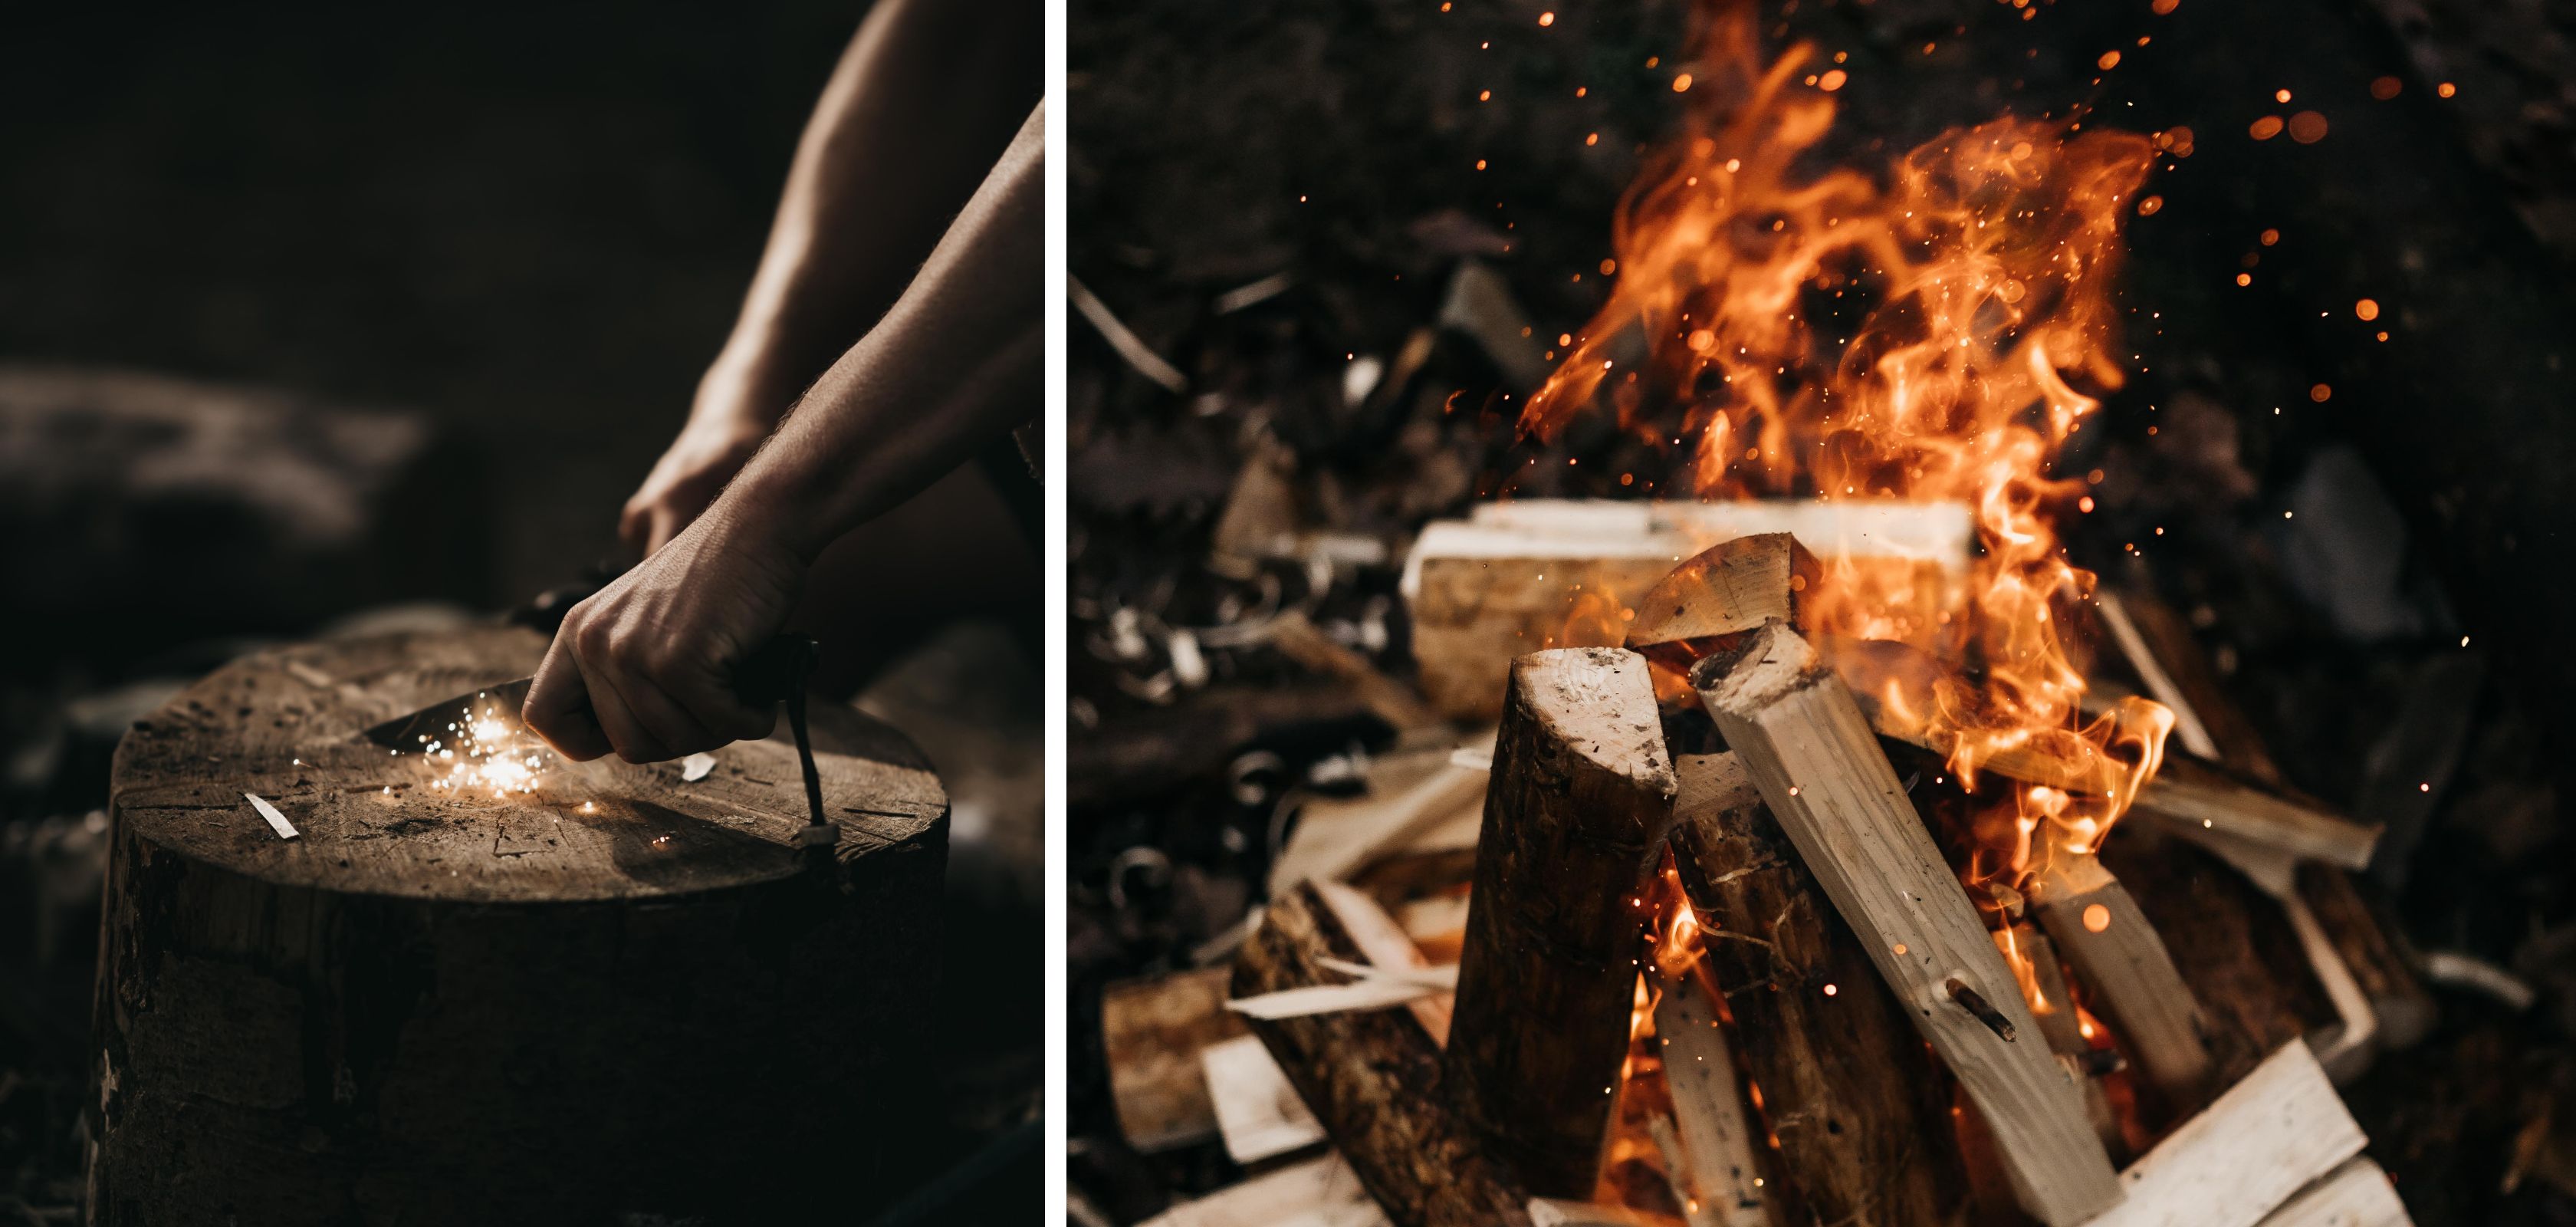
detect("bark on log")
[1232,880,1532,1227]
[1444,648,1678,1198]
[90,627,948,1225]
[1668,752,1970,1227]
[1691,623,2119,1226]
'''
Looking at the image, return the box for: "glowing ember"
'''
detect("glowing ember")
[1517,0,2174,895]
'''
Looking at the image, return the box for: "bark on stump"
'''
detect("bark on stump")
[88,627,949,1226]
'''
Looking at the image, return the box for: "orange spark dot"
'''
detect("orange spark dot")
[1537,10,1555,25]
[1475,159,1488,170]
[1478,89,1492,101]
[2371,76,2403,100]
[2436,81,2456,98]
[1892,943,1909,956]
[1575,86,1587,97]
[1599,258,1618,275]
[2355,298,2380,321]
[2275,88,2293,104]
[2288,111,2329,143]
[1585,132,1598,146]
[2150,0,2179,12]
[2260,227,2281,245]
[1823,983,1840,997]
[2078,495,2097,513]
[2249,115,2285,140]
[2137,195,2164,215]
[2098,51,2122,71]
[2376,331,2390,342]
[1819,68,1848,91]
[1672,73,1694,92]
[2082,903,2113,933]
[1559,333,1573,346]
[2236,273,2253,286]
[2310,383,2332,402]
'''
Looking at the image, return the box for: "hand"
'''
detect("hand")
[524,505,805,763]
[619,350,794,555]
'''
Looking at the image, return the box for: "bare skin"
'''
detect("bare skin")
[524,15,1041,764]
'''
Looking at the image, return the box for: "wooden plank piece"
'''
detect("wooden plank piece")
[2255,1158,2413,1227]
[1201,1033,1326,1165]
[2082,1040,2367,1227]
[2031,854,2216,1115]
[1444,648,1678,1198]
[1652,972,1776,1227]
[1138,1152,1393,1227]
[1692,623,2120,1226]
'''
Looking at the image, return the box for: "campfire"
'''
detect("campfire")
[1088,4,2432,1225]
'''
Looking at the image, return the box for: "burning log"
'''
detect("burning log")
[1691,623,2121,1226]
[1667,752,1970,1227]
[91,627,948,1224]
[1231,880,1532,1227]
[2082,1041,2372,1227]
[1999,922,2125,1153]
[1401,501,1971,722]
[2029,854,2217,1116]
[1444,648,1678,1197]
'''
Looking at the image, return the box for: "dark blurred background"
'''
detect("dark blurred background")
[1069,0,2576,1222]
[0,2,1039,1221]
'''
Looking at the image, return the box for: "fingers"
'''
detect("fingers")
[522,633,613,762]
[575,658,675,765]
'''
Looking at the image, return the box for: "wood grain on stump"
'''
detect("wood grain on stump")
[89,626,948,1226]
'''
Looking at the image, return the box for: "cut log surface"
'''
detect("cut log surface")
[1445,648,1677,1199]
[1233,881,1532,1227]
[2082,1040,2367,1227]
[1668,752,1969,1227]
[1693,623,2120,1227]
[91,627,948,1225]
[1625,533,1818,650]
[2031,855,2216,1115]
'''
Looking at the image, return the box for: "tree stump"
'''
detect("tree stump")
[88,626,948,1226]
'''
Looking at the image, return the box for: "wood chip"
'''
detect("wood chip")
[1225,978,1439,1021]
[680,752,716,782]
[245,793,298,840]
[1201,1033,1326,1164]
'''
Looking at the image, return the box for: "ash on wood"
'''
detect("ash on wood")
[90,627,948,1225]
[1667,752,1970,1227]
[1444,648,1677,1198]
[1232,880,1531,1227]
[1691,622,2120,1226]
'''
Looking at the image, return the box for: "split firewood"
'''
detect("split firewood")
[2030,854,2217,1116]
[1445,648,1678,1198]
[2000,922,2126,1153]
[1526,1199,1690,1227]
[1270,742,1490,893]
[1401,499,1971,721]
[1668,751,1969,1227]
[2294,864,2436,1052]
[1267,610,1447,733]
[1201,1033,1326,1164]
[1692,623,2120,1226]
[2082,1040,2367,1227]
[1137,1152,1393,1227]
[1102,966,1250,1152]
[1233,880,1533,1227]
[1224,978,1441,1021]
[1315,877,1454,1044]
[1651,969,1776,1227]
[2254,1158,2413,1227]
[1625,533,1818,651]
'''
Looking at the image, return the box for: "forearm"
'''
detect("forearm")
[714,104,1044,561]
[718,0,1040,413]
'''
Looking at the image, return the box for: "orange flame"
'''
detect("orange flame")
[1520,1,2172,890]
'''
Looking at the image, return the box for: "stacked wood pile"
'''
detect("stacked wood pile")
[1104,504,2431,1227]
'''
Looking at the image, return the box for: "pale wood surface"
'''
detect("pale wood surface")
[2082,1040,2366,1227]
[1653,974,1777,1227]
[1668,752,1970,1227]
[2255,1159,2413,1227]
[1314,878,1454,1044]
[1270,750,1489,894]
[1625,533,1815,649]
[1202,1033,1326,1164]
[1234,881,1533,1227]
[1445,648,1677,1199]
[1138,1153,1393,1227]
[113,625,945,902]
[1694,623,2119,1226]
[1105,966,1250,1151]
[2032,854,2216,1115]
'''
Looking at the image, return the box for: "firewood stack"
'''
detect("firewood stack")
[1109,502,2429,1227]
